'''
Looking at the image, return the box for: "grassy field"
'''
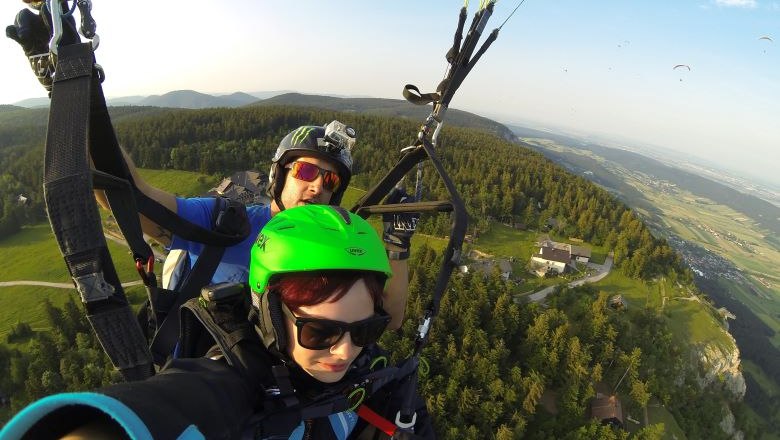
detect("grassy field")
[0,222,151,341]
[0,284,147,342]
[629,179,780,308]
[742,360,780,398]
[0,224,71,283]
[0,168,217,341]
[0,223,142,283]
[137,168,220,197]
[592,271,733,349]
[718,278,780,350]
[639,403,687,440]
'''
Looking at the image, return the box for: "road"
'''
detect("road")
[0,280,143,289]
[0,232,163,290]
[526,252,614,303]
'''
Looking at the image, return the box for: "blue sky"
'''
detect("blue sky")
[1,1,778,186]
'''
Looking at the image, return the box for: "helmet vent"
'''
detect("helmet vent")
[331,206,352,224]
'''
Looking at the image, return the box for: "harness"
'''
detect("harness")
[42,1,250,380]
[177,281,423,439]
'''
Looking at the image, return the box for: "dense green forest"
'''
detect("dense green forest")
[0,105,686,280]
[0,105,761,437]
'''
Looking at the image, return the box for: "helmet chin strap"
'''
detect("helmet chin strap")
[272,168,288,212]
[274,195,286,212]
[258,289,290,362]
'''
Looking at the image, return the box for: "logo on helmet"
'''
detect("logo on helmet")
[255,233,269,251]
[346,247,365,256]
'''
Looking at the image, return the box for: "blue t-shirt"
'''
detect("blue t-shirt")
[169,197,271,285]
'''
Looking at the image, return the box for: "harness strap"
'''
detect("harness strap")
[150,244,227,364]
[357,405,397,436]
[44,42,153,381]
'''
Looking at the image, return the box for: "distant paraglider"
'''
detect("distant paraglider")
[759,36,773,53]
[673,64,690,82]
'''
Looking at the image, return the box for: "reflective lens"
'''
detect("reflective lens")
[283,304,390,350]
[285,161,341,192]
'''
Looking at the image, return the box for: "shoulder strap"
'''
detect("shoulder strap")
[150,197,249,364]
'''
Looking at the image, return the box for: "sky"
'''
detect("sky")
[1,0,779,187]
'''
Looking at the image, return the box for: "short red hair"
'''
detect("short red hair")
[270,270,383,312]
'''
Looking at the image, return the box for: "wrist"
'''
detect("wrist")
[384,243,406,252]
[387,249,410,261]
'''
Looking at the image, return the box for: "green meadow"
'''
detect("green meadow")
[137,168,220,197]
[0,223,151,340]
[593,271,733,349]
[0,168,217,340]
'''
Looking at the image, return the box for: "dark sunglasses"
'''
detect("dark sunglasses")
[282,303,390,351]
[285,161,341,192]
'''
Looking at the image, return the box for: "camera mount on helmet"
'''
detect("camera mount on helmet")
[321,120,356,153]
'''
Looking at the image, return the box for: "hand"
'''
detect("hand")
[6,2,80,91]
[6,7,53,90]
[382,186,420,251]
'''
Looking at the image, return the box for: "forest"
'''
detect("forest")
[0,105,764,437]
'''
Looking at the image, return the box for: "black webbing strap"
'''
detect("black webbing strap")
[44,42,153,381]
[149,197,249,364]
[88,78,154,265]
[403,4,498,109]
[150,244,227,364]
[402,84,440,106]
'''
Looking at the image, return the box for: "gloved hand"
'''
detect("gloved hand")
[382,186,420,257]
[6,2,80,92]
[6,7,53,90]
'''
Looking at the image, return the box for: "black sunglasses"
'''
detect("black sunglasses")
[282,303,390,351]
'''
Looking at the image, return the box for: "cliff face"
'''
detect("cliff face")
[691,335,746,400]
[689,331,746,440]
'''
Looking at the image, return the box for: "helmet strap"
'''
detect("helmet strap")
[258,289,289,361]
[272,167,288,212]
[274,194,286,213]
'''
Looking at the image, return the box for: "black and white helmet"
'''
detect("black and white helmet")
[267,121,355,209]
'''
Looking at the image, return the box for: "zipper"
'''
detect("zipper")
[303,419,313,440]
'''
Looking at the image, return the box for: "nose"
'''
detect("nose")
[306,175,324,195]
[330,331,360,359]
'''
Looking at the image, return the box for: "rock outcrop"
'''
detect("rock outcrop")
[689,331,746,439]
[691,336,746,400]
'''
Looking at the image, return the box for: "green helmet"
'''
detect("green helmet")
[249,205,392,354]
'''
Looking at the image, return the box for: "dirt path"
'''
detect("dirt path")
[0,280,143,288]
[1,233,159,290]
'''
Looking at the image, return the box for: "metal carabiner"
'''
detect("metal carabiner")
[48,0,99,56]
[47,0,68,56]
[75,0,99,49]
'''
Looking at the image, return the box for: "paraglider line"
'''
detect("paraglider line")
[498,0,527,30]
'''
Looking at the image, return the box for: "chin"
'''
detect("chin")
[308,368,348,384]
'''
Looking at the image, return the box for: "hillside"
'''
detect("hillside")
[523,138,780,237]
[518,130,780,436]
[138,90,260,108]
[0,104,769,436]
[1,91,516,148]
[254,93,516,140]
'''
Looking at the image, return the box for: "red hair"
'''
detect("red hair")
[270,270,383,312]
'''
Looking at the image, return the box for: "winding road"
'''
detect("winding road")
[526,252,614,303]
[0,232,163,290]
[0,280,143,289]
